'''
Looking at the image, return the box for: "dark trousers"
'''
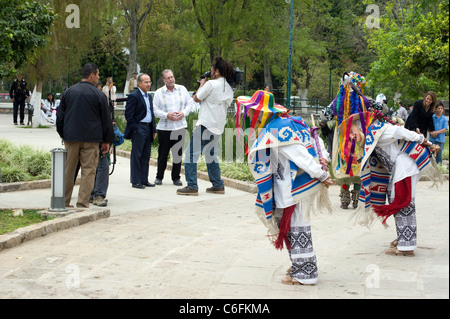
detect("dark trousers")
[90,153,109,199]
[13,100,25,124]
[156,128,186,181]
[130,124,153,184]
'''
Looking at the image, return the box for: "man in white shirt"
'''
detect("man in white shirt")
[177,57,234,196]
[153,70,195,186]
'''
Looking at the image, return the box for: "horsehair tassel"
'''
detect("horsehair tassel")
[274,205,296,250]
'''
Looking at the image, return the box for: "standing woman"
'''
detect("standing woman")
[102,77,117,112]
[405,91,437,135]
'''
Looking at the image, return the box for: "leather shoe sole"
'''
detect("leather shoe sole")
[206,187,225,194]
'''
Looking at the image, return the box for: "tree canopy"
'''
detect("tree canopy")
[2,0,448,103]
[0,0,56,78]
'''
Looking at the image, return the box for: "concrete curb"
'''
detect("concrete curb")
[0,209,110,252]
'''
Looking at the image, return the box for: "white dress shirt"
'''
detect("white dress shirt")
[153,84,195,131]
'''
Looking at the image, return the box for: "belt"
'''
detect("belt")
[139,122,152,126]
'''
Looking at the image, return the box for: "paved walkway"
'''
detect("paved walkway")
[0,114,448,299]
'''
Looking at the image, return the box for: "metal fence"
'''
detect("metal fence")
[227,97,333,118]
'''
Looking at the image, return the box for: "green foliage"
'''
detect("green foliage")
[364,0,449,100]
[0,139,51,183]
[0,0,56,77]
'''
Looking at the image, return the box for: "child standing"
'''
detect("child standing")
[429,102,448,165]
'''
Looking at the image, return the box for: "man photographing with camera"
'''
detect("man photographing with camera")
[177,56,235,196]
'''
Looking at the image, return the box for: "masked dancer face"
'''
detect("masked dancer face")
[349,124,364,144]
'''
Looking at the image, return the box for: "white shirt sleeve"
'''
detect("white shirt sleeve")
[152,90,168,119]
[196,80,213,101]
[181,87,195,117]
[279,143,329,182]
[378,124,425,146]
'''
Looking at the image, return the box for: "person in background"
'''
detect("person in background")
[40,93,58,125]
[10,74,30,125]
[429,102,448,165]
[128,73,138,93]
[56,63,115,208]
[103,77,117,111]
[90,80,115,207]
[396,101,408,122]
[153,69,195,186]
[405,91,437,136]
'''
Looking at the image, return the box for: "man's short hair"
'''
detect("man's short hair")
[137,73,149,83]
[82,63,98,79]
[162,69,173,77]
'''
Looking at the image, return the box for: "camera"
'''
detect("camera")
[198,67,245,87]
[199,70,211,81]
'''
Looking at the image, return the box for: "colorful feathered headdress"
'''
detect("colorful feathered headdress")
[331,72,372,181]
[236,90,290,154]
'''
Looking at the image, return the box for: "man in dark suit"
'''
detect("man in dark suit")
[124,73,157,189]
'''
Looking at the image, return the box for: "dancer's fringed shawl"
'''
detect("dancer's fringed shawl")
[248,116,333,242]
[351,120,443,228]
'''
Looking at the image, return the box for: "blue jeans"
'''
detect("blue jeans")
[90,153,109,199]
[184,125,223,190]
[434,141,445,164]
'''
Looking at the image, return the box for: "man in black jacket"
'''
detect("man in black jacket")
[124,73,157,189]
[56,63,115,208]
[9,74,30,125]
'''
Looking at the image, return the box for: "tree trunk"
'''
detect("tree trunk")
[263,57,273,91]
[31,80,43,128]
[125,5,139,94]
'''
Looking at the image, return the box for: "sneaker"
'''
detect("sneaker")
[176,186,198,196]
[206,186,225,194]
[93,196,108,207]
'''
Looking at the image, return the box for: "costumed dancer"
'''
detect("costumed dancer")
[330,72,370,209]
[236,90,334,285]
[342,110,443,256]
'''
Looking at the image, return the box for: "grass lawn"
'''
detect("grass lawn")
[0,209,51,235]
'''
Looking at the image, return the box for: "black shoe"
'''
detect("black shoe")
[142,182,155,187]
[132,183,145,189]
[14,122,18,125]
[173,179,182,186]
[20,122,25,125]
[154,178,162,185]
